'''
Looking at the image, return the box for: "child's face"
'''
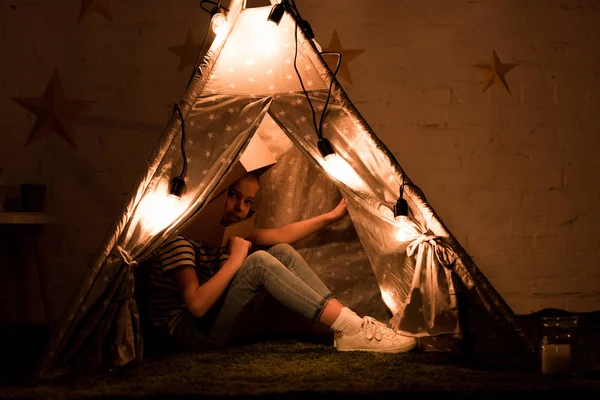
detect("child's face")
[221,175,260,226]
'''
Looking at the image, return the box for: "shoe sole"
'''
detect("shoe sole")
[335,341,417,353]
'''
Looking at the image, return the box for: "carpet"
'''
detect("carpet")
[1,310,599,399]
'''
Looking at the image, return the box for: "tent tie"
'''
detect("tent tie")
[114,245,138,267]
[406,234,439,257]
[406,235,456,268]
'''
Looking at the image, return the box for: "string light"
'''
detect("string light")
[394,215,421,242]
[139,181,187,235]
[393,180,421,242]
[269,1,364,192]
[211,11,229,35]
[169,104,187,198]
[267,0,286,25]
[317,138,368,191]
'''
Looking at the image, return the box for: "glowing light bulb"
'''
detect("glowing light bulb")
[323,153,368,192]
[253,19,280,58]
[138,188,187,235]
[211,13,229,36]
[394,215,421,242]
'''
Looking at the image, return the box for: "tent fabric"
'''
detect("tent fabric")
[34,1,536,379]
[390,234,460,337]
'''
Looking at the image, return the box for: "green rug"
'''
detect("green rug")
[1,338,599,399]
[2,309,600,399]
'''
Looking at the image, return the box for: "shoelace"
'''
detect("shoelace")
[361,316,397,341]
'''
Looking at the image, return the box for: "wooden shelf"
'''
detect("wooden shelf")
[0,212,57,225]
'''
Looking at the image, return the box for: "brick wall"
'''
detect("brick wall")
[0,0,598,328]
[323,0,600,313]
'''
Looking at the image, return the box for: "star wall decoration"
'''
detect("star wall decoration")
[168,30,202,74]
[1,0,16,11]
[78,0,115,23]
[13,70,96,149]
[473,50,517,94]
[322,29,364,86]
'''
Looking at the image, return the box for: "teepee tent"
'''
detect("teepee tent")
[35,0,536,378]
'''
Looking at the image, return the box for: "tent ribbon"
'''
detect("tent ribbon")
[113,245,138,268]
[406,234,456,268]
[389,234,460,337]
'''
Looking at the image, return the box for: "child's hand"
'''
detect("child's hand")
[330,198,348,221]
[228,236,252,261]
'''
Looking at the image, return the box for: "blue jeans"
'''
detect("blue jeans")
[171,243,335,351]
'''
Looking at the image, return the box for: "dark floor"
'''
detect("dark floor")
[1,309,599,399]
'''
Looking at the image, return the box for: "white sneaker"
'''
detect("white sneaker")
[334,316,417,353]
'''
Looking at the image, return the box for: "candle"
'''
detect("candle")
[541,343,571,374]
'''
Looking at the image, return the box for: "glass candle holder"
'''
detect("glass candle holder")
[540,315,579,375]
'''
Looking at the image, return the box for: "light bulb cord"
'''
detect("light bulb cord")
[186,0,231,90]
[318,51,341,139]
[199,0,228,14]
[399,170,405,200]
[289,1,407,212]
[173,103,187,180]
[288,1,341,142]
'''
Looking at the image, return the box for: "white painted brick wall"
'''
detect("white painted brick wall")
[327,0,600,314]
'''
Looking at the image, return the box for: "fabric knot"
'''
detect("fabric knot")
[406,235,456,268]
[406,234,439,257]
[114,245,138,267]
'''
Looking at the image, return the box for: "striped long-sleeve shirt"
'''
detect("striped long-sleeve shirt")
[148,235,229,334]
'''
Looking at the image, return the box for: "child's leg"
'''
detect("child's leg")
[205,250,336,347]
[266,243,331,298]
[266,243,352,326]
[201,247,416,353]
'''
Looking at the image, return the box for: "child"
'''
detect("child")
[149,171,416,353]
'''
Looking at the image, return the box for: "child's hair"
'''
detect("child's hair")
[240,171,260,184]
